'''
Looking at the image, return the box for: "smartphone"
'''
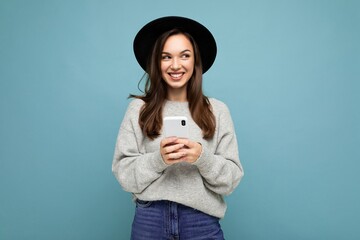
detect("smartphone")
[163,116,189,139]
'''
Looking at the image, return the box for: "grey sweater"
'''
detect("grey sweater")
[112,98,244,218]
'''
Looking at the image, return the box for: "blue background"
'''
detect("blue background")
[1,0,359,239]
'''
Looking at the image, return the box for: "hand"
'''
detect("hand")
[160,137,202,165]
[175,138,202,163]
[160,137,186,165]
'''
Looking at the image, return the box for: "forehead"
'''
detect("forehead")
[162,33,194,52]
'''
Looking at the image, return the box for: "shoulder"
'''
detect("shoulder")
[128,98,145,109]
[125,98,145,113]
[123,98,144,120]
[208,98,230,114]
[208,98,235,130]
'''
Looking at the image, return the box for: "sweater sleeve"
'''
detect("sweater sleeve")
[193,103,244,196]
[112,100,169,194]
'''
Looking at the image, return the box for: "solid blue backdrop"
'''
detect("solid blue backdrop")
[1,0,359,239]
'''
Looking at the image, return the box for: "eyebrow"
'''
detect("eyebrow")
[161,49,192,55]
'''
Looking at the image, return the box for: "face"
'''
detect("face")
[161,33,195,97]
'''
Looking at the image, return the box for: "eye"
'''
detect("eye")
[181,54,191,59]
[161,55,171,60]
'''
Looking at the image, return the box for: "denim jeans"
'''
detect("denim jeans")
[131,200,224,240]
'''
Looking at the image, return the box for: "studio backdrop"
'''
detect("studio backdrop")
[1,0,359,239]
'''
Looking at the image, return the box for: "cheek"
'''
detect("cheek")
[186,61,195,74]
[161,62,169,73]
[160,66,166,79]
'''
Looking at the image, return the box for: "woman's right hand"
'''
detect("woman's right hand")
[160,137,186,165]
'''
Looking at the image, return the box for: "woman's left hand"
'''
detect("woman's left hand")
[174,138,202,163]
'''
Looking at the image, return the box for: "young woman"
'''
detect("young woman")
[112,16,244,240]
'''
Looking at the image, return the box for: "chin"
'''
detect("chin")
[165,79,188,88]
[169,84,186,89]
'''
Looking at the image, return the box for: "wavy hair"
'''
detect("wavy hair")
[130,29,215,140]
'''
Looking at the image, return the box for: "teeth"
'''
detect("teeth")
[170,73,183,78]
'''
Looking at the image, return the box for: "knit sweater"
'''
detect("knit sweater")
[112,98,244,218]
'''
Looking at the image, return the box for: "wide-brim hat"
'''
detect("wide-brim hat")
[133,16,217,74]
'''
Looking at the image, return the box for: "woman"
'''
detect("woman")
[112,16,244,240]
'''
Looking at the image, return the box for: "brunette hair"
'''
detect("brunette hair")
[130,29,216,140]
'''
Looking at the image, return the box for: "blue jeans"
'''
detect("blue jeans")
[131,200,224,240]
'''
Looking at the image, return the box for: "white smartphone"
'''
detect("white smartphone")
[163,116,189,139]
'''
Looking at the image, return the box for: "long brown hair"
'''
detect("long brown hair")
[130,29,215,140]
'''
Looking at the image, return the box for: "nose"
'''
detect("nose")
[170,58,181,70]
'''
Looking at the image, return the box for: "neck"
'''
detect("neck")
[167,88,187,102]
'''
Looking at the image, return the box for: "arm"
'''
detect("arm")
[112,101,168,194]
[193,106,244,196]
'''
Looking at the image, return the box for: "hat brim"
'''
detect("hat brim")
[133,16,217,74]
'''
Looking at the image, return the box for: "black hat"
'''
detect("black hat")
[133,16,217,74]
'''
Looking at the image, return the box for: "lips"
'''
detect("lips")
[168,72,184,80]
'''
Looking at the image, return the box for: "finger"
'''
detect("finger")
[165,158,183,165]
[176,145,201,163]
[161,137,178,148]
[164,143,185,154]
[167,151,186,160]
[174,138,191,147]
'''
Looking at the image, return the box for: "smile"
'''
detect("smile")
[168,72,185,80]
